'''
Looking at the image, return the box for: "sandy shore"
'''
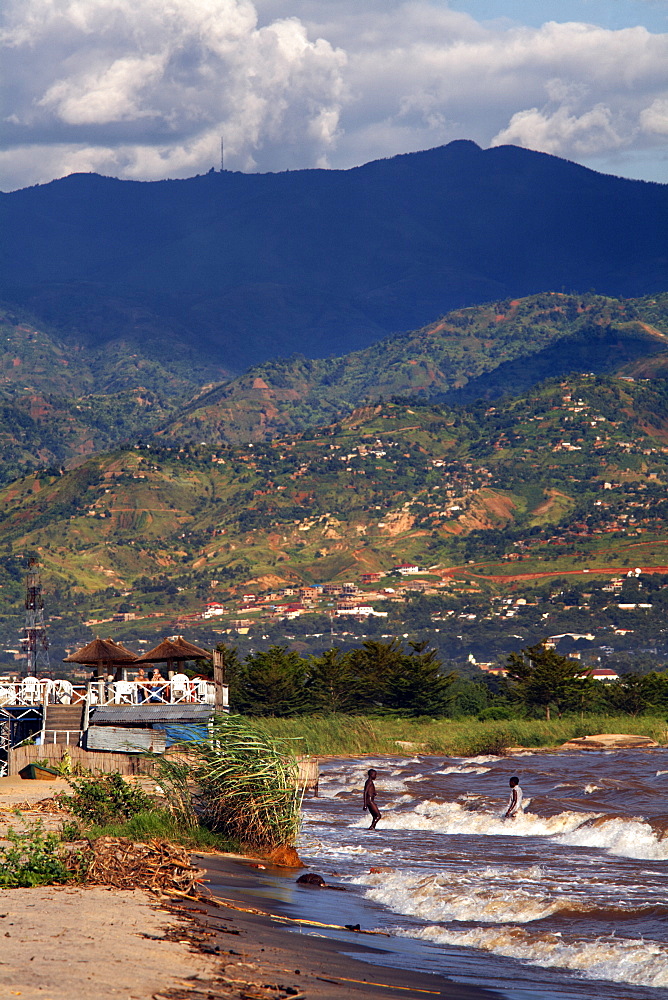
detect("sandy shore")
[0,885,217,1000]
[0,776,217,999]
[0,775,499,999]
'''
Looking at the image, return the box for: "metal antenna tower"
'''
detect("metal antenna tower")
[220,135,224,172]
[21,558,50,676]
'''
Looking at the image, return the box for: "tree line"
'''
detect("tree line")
[215,638,668,719]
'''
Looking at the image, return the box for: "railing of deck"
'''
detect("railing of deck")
[0,679,79,707]
[85,679,219,706]
[0,679,222,708]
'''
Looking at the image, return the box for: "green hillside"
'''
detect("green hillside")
[156,292,668,446]
[0,304,224,483]
[3,292,668,485]
[2,373,668,616]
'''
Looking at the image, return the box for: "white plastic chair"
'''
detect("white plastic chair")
[55,679,74,704]
[191,678,212,703]
[113,680,135,704]
[20,676,40,705]
[170,673,190,703]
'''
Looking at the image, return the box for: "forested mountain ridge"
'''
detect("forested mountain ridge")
[156,291,668,445]
[2,141,668,370]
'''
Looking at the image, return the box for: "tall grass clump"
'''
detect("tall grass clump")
[157,715,303,849]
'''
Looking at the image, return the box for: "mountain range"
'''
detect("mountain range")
[1,291,667,485]
[2,141,668,372]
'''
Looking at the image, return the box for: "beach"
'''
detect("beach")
[0,774,494,1000]
[0,855,497,1000]
[3,747,668,1000]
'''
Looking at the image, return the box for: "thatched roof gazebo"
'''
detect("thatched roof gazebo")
[134,635,211,675]
[63,637,138,679]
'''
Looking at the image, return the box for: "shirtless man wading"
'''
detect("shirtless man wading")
[363,768,382,830]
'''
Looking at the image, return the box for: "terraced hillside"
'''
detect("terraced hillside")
[2,374,668,621]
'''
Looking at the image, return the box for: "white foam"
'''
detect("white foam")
[355,871,563,925]
[460,754,504,764]
[402,924,668,988]
[435,765,491,775]
[556,816,668,861]
[302,841,393,857]
[583,784,600,794]
[656,770,668,776]
[350,799,593,837]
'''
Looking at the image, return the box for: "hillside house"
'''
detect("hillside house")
[299,586,320,602]
[393,563,420,575]
[587,668,619,682]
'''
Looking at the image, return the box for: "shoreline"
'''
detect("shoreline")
[0,851,500,1000]
[174,852,502,1000]
[0,773,497,999]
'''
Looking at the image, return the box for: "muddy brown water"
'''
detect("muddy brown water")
[298,750,668,999]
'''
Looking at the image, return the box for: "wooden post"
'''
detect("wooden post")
[213,649,225,711]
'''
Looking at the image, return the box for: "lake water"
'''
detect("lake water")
[299,749,668,999]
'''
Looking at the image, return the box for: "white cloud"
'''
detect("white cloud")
[641,97,668,136]
[492,103,626,157]
[1,0,667,189]
[1,0,347,184]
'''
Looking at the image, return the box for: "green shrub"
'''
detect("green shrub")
[0,823,76,888]
[59,772,153,826]
[478,706,516,721]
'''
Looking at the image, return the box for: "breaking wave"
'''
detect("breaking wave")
[434,765,491,776]
[349,799,668,860]
[351,799,592,837]
[354,869,667,924]
[555,815,668,860]
[356,871,576,925]
[402,923,668,989]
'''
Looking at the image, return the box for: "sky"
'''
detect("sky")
[1,0,668,191]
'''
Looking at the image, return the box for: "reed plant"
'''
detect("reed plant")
[156,715,304,849]
[258,713,668,756]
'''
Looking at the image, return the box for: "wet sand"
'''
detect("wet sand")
[177,853,502,1000]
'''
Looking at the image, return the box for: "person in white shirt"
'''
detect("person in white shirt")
[504,776,523,819]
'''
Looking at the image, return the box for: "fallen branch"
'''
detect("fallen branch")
[182,889,390,937]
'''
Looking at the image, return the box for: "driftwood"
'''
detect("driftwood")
[66,836,204,895]
[0,797,67,814]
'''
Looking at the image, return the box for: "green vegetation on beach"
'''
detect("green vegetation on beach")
[58,715,303,852]
[258,714,668,757]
